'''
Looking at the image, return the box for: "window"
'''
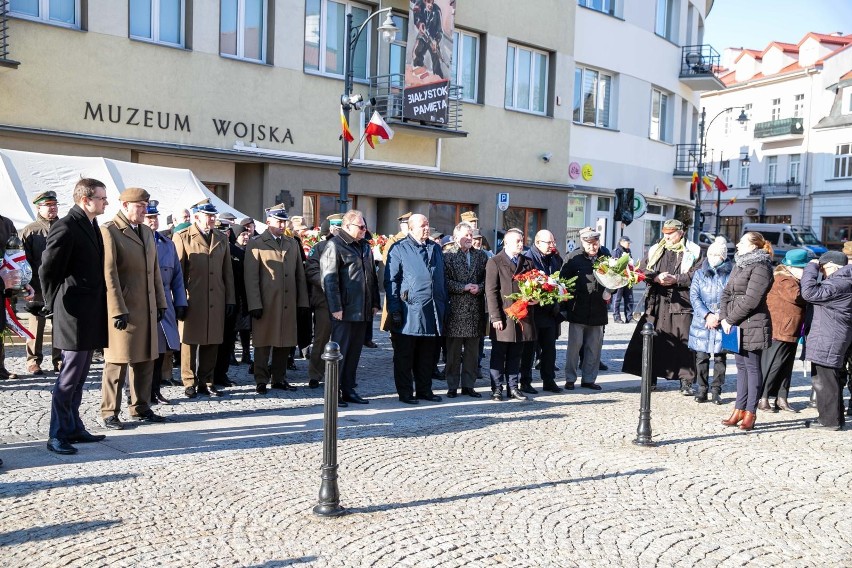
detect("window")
[845,88,852,114]
[10,0,79,27]
[650,88,669,142]
[834,143,852,179]
[720,160,730,185]
[742,103,752,131]
[723,112,731,135]
[302,192,357,228]
[578,0,615,16]
[428,202,476,236]
[767,156,778,184]
[655,0,674,40]
[221,0,267,62]
[573,66,612,127]
[203,182,230,204]
[451,29,480,103]
[505,43,549,115]
[130,0,184,46]
[305,0,371,81]
[793,93,805,118]
[503,207,542,246]
[738,159,750,188]
[386,13,407,77]
[770,98,781,121]
[789,154,800,183]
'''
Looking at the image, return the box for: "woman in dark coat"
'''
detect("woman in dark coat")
[720,232,774,431]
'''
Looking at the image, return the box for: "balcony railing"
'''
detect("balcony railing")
[369,73,466,136]
[0,0,20,68]
[753,117,804,139]
[679,45,724,91]
[674,143,700,176]
[749,182,801,197]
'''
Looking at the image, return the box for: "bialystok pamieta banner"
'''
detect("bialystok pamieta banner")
[403,0,455,125]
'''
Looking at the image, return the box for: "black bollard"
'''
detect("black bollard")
[633,322,655,447]
[313,341,346,517]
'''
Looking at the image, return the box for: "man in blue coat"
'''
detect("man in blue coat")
[384,213,448,404]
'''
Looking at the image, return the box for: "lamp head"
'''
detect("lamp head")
[379,13,399,43]
[736,109,749,123]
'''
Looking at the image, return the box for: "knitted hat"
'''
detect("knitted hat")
[707,236,728,258]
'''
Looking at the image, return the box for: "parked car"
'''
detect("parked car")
[697,231,735,259]
[742,223,825,263]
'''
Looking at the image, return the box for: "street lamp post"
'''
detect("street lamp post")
[339,8,398,214]
[715,152,749,235]
[694,106,749,242]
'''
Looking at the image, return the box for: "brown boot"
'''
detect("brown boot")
[722,409,745,426]
[775,398,798,413]
[739,411,756,431]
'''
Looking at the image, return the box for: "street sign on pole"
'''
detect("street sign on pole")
[497,192,510,212]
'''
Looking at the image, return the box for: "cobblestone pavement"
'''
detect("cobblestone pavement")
[1,317,851,567]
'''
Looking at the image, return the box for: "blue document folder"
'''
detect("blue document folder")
[721,325,741,354]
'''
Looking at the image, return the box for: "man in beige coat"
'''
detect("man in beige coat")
[244,205,309,394]
[173,200,236,398]
[100,188,168,429]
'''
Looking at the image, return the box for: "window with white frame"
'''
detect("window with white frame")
[386,13,407,77]
[723,112,731,135]
[739,159,750,188]
[845,87,852,114]
[305,0,371,81]
[130,0,185,47]
[720,160,730,185]
[834,143,852,179]
[221,0,267,62]
[655,0,674,41]
[573,66,612,127]
[578,0,615,16]
[742,103,752,130]
[789,154,800,183]
[793,93,805,118]
[767,155,778,184]
[771,98,781,121]
[10,0,79,27]
[649,88,669,142]
[451,29,480,103]
[505,43,549,115]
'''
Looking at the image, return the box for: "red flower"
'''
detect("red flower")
[505,299,529,322]
[541,283,555,292]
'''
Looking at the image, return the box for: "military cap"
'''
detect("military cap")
[397,211,413,222]
[662,219,684,234]
[291,217,309,231]
[118,187,150,203]
[471,229,483,239]
[145,199,160,216]
[33,190,58,205]
[265,205,289,221]
[191,198,218,215]
[460,211,479,222]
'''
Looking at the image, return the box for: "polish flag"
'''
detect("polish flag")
[364,111,394,149]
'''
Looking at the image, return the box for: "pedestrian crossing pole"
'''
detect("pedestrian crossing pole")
[313,341,346,517]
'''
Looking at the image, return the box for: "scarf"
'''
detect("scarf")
[734,249,771,267]
[646,237,686,271]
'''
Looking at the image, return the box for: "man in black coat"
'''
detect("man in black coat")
[39,178,110,454]
[560,227,611,390]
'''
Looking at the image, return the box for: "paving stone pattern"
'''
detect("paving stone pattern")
[1,318,850,567]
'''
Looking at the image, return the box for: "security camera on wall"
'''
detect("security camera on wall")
[541,152,553,163]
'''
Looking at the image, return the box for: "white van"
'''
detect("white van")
[742,223,825,262]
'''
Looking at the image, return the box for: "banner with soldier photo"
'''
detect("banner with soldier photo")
[404,0,455,124]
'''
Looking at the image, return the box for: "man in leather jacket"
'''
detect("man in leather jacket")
[320,210,380,404]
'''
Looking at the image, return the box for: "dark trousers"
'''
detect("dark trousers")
[151,351,165,401]
[215,312,237,382]
[490,340,525,392]
[760,340,797,400]
[612,287,634,321]
[445,335,479,390]
[734,349,763,413]
[331,319,368,396]
[391,333,437,400]
[49,350,93,439]
[695,351,726,394]
[812,364,845,427]
[520,325,558,386]
[239,330,251,362]
[253,346,288,385]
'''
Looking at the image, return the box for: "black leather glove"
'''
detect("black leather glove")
[25,301,45,317]
[391,312,403,330]
[39,306,53,319]
[249,309,263,320]
[114,314,128,331]
[174,306,187,321]
[225,304,235,317]
[157,308,167,322]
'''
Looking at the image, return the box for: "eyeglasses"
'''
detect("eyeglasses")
[348,223,366,230]
[537,240,555,245]
[88,196,108,201]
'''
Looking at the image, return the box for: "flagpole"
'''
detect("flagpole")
[348,133,368,167]
[715,152,722,235]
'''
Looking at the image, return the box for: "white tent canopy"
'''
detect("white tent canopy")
[0,148,253,229]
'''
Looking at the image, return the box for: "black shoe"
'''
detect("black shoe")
[229,355,239,366]
[580,382,602,390]
[695,392,708,403]
[554,365,560,371]
[564,382,575,390]
[680,382,694,396]
[342,392,369,404]
[134,410,166,423]
[542,383,563,393]
[491,390,504,401]
[214,378,235,387]
[364,341,378,348]
[256,383,268,395]
[711,392,723,405]
[102,416,124,430]
[461,387,482,398]
[613,318,623,324]
[69,431,106,443]
[248,362,254,375]
[271,381,297,391]
[241,357,253,365]
[805,420,842,431]
[447,389,458,398]
[308,379,321,389]
[400,396,419,404]
[519,384,538,394]
[509,388,529,401]
[847,402,852,417]
[185,386,197,399]
[599,362,609,371]
[47,438,77,455]
[417,393,442,402]
[155,393,172,405]
[207,386,223,397]
[338,397,348,407]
